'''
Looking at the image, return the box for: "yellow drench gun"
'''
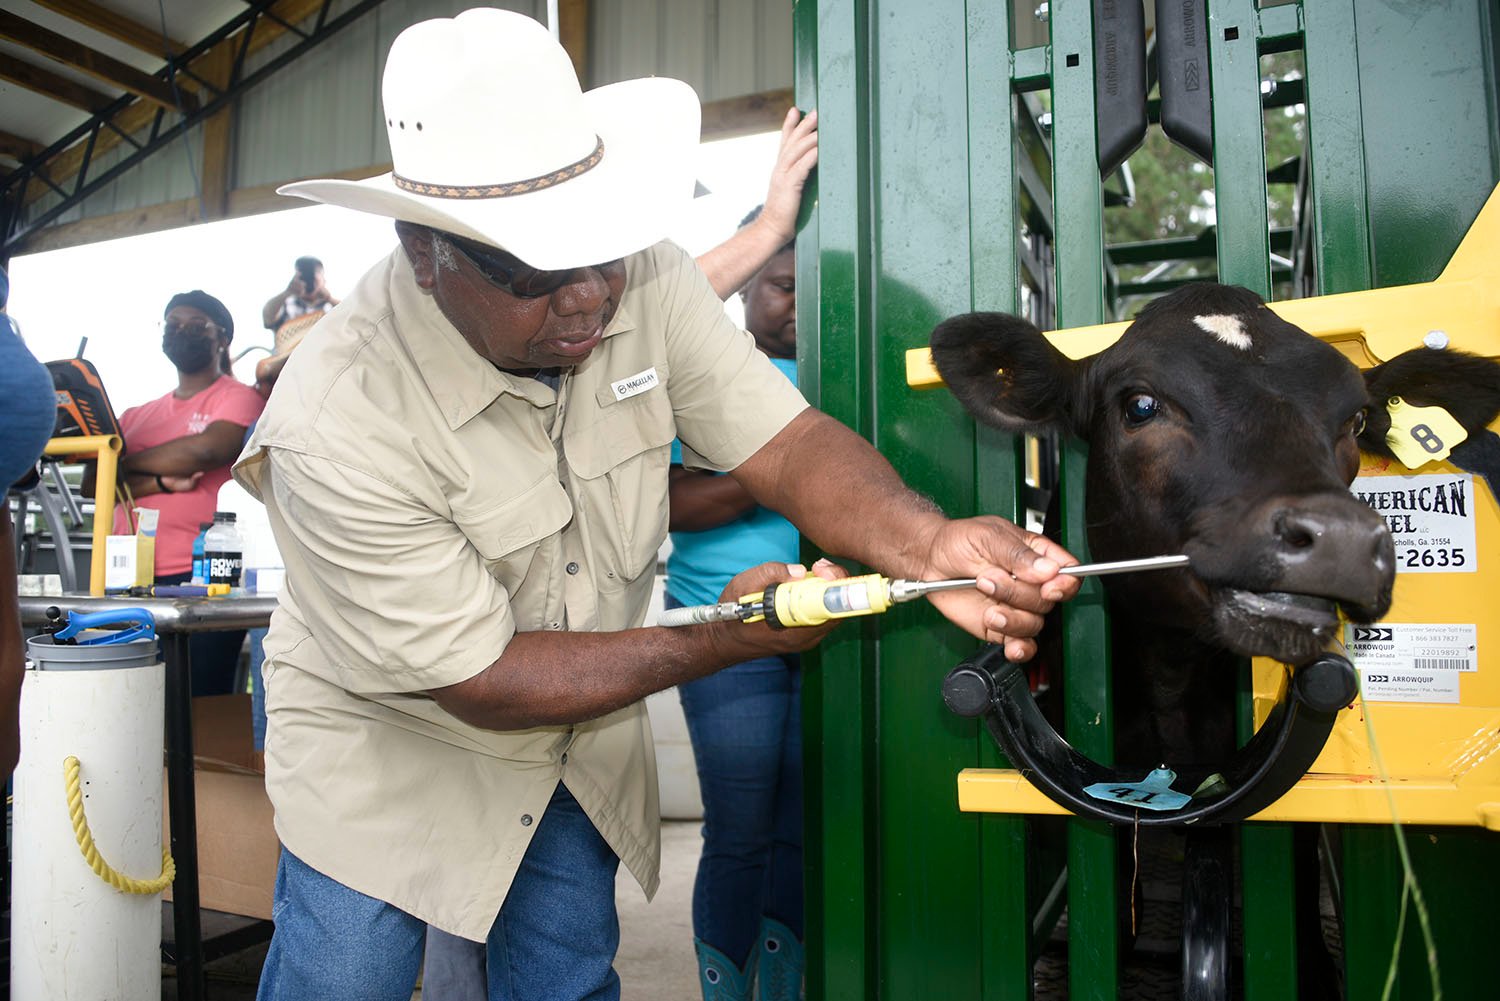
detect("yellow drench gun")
[656,556,1189,630]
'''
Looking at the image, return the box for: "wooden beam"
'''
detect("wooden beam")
[197,46,236,220]
[0,10,196,113]
[557,0,589,87]
[22,0,329,211]
[0,53,113,113]
[699,88,796,142]
[0,129,46,162]
[16,162,394,255]
[28,0,186,57]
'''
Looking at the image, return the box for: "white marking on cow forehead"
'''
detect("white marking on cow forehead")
[1193,313,1252,350]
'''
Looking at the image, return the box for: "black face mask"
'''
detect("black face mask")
[163,330,219,373]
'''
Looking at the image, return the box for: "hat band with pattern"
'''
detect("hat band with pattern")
[393,136,605,200]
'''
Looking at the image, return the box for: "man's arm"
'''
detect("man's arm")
[695,108,818,298]
[259,448,846,732]
[430,559,842,731]
[728,407,1080,660]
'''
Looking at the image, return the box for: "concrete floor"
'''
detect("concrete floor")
[162,819,704,1000]
[614,820,703,1001]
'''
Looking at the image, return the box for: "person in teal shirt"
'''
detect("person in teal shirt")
[667,207,806,1001]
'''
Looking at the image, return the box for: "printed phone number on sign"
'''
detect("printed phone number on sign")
[1351,473,1477,574]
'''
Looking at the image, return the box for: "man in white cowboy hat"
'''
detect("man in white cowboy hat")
[235,8,1079,1001]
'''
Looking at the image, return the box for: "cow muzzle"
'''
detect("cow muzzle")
[1188,492,1395,664]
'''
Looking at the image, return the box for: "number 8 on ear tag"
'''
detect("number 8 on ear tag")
[1385,396,1468,469]
[1083,767,1192,811]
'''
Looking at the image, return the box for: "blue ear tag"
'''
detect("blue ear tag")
[1083,767,1192,811]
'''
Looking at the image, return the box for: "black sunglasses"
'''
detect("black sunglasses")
[446,235,621,299]
[160,319,222,337]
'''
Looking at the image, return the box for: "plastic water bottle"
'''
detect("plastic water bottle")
[190,522,213,585]
[216,477,282,594]
[202,512,244,588]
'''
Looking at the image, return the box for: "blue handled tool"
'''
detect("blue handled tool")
[52,608,157,646]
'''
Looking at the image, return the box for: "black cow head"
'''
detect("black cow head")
[931,283,1499,668]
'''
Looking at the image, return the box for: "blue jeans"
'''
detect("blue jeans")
[259,782,622,1001]
[670,595,804,968]
[248,627,267,749]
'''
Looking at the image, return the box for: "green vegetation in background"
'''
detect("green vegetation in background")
[1106,52,1307,305]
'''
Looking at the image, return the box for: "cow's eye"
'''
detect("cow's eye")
[1124,393,1161,426]
[1349,409,1367,437]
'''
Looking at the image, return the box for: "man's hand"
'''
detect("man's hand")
[756,108,819,246]
[730,408,1083,662]
[700,557,847,663]
[431,558,850,732]
[913,517,1081,662]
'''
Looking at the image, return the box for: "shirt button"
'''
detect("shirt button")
[560,752,568,765]
[550,622,561,630]
[566,562,579,575]
[606,571,615,579]
[520,814,533,827]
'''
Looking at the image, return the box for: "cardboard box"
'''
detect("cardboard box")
[103,533,153,590]
[162,694,278,920]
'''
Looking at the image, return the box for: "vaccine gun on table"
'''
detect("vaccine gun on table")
[656,555,1190,630]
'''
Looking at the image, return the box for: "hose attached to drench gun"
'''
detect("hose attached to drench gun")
[657,555,1190,629]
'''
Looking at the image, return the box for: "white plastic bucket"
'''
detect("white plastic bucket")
[11,633,166,1001]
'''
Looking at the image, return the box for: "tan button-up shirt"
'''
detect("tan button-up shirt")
[234,242,808,940]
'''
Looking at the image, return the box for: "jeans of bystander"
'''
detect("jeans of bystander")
[671,594,804,969]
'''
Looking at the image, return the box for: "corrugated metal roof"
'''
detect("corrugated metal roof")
[3,0,795,255]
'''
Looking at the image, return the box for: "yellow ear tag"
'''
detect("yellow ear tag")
[1384,396,1468,468]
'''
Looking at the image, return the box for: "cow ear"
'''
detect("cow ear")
[930,312,1079,435]
[1359,348,1500,458]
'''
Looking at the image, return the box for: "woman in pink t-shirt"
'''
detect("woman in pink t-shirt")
[104,291,265,692]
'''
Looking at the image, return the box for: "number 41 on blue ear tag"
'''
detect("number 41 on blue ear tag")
[1084,767,1192,811]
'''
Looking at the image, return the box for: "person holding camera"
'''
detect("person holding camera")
[256,256,340,396]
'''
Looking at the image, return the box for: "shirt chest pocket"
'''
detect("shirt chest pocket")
[453,475,573,595]
[564,386,675,585]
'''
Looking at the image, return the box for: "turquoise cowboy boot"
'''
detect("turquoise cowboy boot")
[695,937,756,1001]
[753,917,804,1001]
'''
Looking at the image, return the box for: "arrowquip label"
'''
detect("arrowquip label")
[1347,622,1478,704]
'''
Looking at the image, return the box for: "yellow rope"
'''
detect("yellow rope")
[63,755,175,895]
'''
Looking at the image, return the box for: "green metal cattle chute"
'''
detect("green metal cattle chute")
[793,2,1500,999]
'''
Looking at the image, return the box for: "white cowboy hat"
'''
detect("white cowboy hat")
[277,8,701,270]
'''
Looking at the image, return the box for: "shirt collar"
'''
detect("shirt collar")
[389,251,637,431]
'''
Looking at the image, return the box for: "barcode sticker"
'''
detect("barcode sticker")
[1414,657,1469,671]
[1346,622,1478,704]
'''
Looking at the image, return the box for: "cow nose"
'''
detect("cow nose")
[1266,495,1394,612]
